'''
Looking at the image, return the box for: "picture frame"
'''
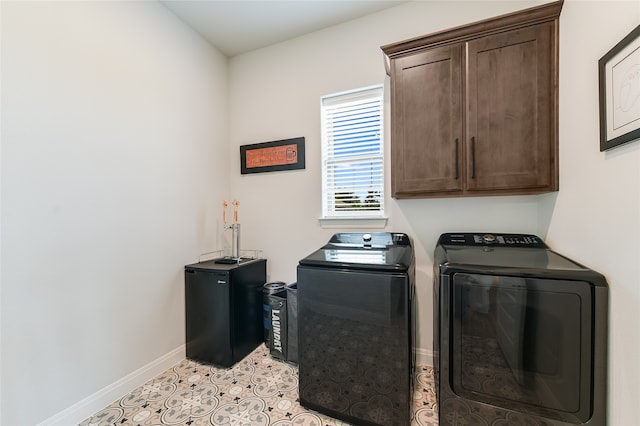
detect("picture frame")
[598,24,640,151]
[240,137,305,174]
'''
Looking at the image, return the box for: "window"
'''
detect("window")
[321,85,384,219]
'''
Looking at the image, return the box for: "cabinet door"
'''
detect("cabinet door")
[185,270,232,366]
[391,44,463,197]
[466,22,556,193]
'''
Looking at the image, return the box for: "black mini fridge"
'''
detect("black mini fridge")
[297,232,415,426]
[185,258,266,368]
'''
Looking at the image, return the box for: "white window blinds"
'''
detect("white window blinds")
[321,85,384,218]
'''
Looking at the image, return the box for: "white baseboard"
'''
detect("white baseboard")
[415,347,434,367]
[38,344,185,426]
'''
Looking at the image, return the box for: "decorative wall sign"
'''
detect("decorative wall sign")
[240,137,305,174]
[599,24,640,151]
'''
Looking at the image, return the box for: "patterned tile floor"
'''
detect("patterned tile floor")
[81,344,438,425]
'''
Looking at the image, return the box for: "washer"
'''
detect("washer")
[297,232,415,426]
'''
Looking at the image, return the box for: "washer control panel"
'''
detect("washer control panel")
[439,233,547,248]
[328,232,411,247]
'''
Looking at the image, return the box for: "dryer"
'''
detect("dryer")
[434,233,608,425]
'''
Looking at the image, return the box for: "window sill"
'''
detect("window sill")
[318,216,388,229]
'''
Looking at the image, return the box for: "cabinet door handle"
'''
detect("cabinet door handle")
[454,138,459,179]
[471,136,476,179]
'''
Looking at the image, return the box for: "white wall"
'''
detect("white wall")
[1,2,229,424]
[229,0,640,425]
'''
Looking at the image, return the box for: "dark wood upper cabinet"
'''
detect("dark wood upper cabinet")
[392,44,463,195]
[382,1,563,199]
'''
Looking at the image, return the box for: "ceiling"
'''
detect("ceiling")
[161,0,410,57]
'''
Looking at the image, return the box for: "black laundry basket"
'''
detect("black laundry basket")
[267,289,288,360]
[286,283,298,363]
[263,282,285,347]
[264,283,298,363]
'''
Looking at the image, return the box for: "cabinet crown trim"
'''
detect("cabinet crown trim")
[381,0,563,61]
